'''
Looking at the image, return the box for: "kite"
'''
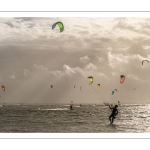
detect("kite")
[142,60,149,65]
[111,91,114,95]
[52,22,64,33]
[88,76,93,85]
[74,85,76,88]
[112,89,117,95]
[120,75,125,84]
[1,85,5,91]
[97,84,100,88]
[50,85,53,88]
[80,86,83,91]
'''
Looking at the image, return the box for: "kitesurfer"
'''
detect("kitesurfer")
[109,105,118,124]
[70,104,73,110]
[70,101,73,110]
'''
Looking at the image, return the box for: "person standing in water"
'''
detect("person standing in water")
[109,105,118,124]
[70,101,73,110]
[70,104,73,110]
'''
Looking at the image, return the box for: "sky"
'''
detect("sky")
[0,17,150,104]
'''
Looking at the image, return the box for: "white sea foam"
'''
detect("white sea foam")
[40,108,68,110]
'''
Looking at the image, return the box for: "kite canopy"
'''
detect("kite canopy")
[50,85,53,88]
[142,60,149,65]
[88,76,93,84]
[120,75,125,84]
[1,85,5,91]
[111,91,114,95]
[97,84,100,88]
[52,21,64,33]
[112,89,117,95]
[114,89,117,92]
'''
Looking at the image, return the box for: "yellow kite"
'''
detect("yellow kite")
[88,76,93,85]
[97,84,100,88]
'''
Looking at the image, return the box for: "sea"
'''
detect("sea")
[0,104,150,133]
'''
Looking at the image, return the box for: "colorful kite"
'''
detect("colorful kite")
[1,85,5,91]
[88,76,93,85]
[142,60,149,65]
[111,91,114,95]
[120,75,125,84]
[112,89,117,95]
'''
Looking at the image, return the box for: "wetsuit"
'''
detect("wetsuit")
[70,105,73,110]
[109,105,118,124]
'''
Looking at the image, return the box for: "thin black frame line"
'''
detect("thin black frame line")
[0,11,150,12]
[0,11,148,139]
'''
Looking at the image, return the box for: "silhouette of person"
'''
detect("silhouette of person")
[109,105,118,124]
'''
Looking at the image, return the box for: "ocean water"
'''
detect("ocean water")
[0,104,150,133]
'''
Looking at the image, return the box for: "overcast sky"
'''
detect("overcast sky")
[0,17,150,104]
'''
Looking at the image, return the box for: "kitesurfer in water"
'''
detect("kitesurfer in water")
[70,105,73,110]
[70,101,73,110]
[109,105,118,124]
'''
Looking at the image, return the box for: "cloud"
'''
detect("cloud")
[107,49,147,70]
[5,22,14,28]
[127,74,141,81]
[50,70,63,76]
[84,63,97,70]
[1,17,150,103]
[107,47,113,52]
[115,20,138,33]
[9,72,19,79]
[10,75,15,79]
[97,72,108,79]
[111,72,119,77]
[63,64,76,76]
[95,54,104,62]
[128,42,148,57]
[24,69,31,77]
[108,49,150,82]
